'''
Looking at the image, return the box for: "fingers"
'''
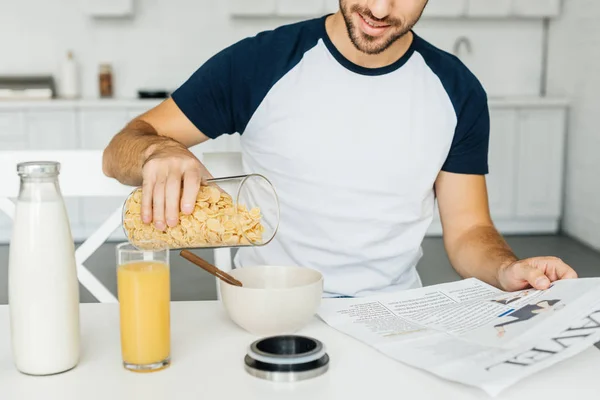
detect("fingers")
[554,260,578,280]
[532,256,579,281]
[501,256,579,293]
[141,178,155,224]
[140,151,206,230]
[514,263,551,290]
[544,261,560,281]
[181,169,201,214]
[165,173,182,227]
[153,175,167,231]
[559,268,578,280]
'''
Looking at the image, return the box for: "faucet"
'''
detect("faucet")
[453,36,472,58]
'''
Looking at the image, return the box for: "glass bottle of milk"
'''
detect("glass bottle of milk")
[8,161,80,375]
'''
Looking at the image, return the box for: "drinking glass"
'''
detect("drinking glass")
[116,242,170,372]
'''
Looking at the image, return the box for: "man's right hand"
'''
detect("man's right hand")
[102,99,216,230]
[141,146,212,231]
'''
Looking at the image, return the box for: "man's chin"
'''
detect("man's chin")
[349,27,411,55]
[352,38,391,55]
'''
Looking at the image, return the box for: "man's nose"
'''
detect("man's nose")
[368,0,392,19]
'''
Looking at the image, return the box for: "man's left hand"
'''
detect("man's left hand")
[497,257,578,292]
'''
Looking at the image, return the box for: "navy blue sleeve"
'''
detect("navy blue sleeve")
[170,19,322,140]
[413,35,490,175]
[441,86,490,175]
[170,39,255,139]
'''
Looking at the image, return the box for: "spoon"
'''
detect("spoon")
[180,250,243,287]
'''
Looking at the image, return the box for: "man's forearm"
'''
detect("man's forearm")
[446,224,519,289]
[102,119,183,186]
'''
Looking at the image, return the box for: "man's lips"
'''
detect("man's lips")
[357,13,391,37]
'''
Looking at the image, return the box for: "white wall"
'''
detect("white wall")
[547,0,600,250]
[0,0,279,98]
[0,0,544,98]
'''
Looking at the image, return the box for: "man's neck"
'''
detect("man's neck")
[325,12,413,69]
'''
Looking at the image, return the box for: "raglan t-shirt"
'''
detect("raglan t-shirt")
[171,15,490,297]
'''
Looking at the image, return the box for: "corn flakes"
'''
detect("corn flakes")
[122,185,265,249]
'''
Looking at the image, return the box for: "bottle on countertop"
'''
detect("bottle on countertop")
[60,51,79,99]
[8,161,81,376]
[99,63,114,98]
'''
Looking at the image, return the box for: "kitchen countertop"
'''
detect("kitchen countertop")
[1,301,598,399]
[0,96,570,110]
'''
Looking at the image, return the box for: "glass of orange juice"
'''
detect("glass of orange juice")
[116,242,170,372]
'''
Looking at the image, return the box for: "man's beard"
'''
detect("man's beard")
[340,3,424,55]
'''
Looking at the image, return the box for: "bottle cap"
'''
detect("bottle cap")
[17,161,61,177]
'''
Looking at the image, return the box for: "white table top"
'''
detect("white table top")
[1,301,599,399]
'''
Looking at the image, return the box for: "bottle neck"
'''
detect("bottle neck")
[18,176,63,203]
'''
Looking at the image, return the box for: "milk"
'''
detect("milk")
[8,170,80,375]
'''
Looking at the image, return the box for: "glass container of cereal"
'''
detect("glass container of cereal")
[122,174,279,250]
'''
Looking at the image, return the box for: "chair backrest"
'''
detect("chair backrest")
[0,150,134,198]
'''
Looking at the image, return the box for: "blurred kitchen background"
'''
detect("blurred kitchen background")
[1,0,599,303]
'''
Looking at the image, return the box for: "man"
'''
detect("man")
[103,0,577,297]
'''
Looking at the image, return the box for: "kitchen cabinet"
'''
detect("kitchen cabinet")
[421,0,468,18]
[26,111,78,149]
[467,0,512,17]
[80,110,129,149]
[429,101,568,235]
[512,0,562,18]
[0,98,568,242]
[515,109,565,218]
[0,111,25,144]
[486,109,518,219]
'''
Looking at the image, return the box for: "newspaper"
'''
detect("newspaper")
[317,277,600,397]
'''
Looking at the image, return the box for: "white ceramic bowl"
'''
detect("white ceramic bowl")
[219,265,324,336]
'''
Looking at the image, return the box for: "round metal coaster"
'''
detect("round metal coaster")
[244,335,330,382]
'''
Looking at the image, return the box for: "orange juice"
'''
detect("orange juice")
[117,261,170,369]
